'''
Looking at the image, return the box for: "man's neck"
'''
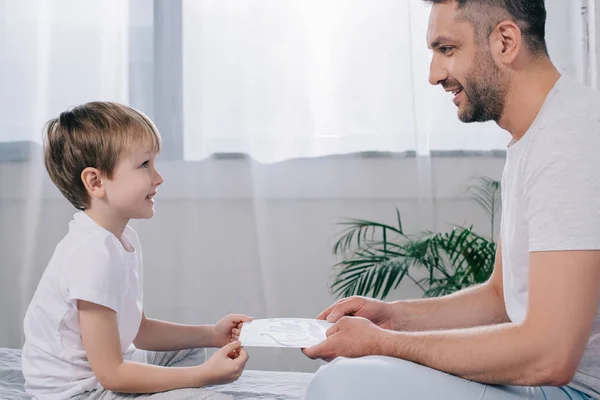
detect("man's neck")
[497,60,561,141]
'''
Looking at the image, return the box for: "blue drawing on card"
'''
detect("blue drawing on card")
[259,319,325,347]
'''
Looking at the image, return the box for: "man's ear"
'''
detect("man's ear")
[489,19,522,65]
[81,167,106,200]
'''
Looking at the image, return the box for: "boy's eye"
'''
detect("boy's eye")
[140,161,149,168]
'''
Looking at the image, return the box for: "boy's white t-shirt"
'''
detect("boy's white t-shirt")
[22,212,144,399]
[501,75,600,396]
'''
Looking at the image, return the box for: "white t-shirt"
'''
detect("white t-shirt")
[502,75,600,397]
[22,212,144,399]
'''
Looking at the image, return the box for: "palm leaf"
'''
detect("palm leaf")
[466,175,501,241]
[333,208,405,255]
[330,177,500,300]
[331,256,414,299]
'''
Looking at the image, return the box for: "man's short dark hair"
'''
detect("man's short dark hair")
[425,0,548,56]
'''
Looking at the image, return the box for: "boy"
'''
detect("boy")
[23,102,249,399]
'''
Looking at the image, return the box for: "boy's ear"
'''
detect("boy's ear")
[81,167,105,199]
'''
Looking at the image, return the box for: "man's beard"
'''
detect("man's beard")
[452,49,508,123]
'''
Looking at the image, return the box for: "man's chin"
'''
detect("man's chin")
[457,105,488,123]
[457,108,475,123]
[459,108,497,123]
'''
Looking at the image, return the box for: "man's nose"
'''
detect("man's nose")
[429,56,449,86]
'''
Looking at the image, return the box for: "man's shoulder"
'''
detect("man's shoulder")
[556,77,600,124]
[534,78,600,148]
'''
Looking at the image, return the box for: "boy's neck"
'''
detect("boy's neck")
[84,208,129,240]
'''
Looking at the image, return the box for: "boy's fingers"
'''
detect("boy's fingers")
[228,350,239,359]
[236,348,249,364]
[222,340,241,352]
[230,314,253,324]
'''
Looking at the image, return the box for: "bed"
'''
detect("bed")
[0,348,313,399]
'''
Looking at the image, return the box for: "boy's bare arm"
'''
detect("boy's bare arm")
[78,301,246,393]
[133,314,215,351]
[133,312,252,351]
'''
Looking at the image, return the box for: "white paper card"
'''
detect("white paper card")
[239,318,333,348]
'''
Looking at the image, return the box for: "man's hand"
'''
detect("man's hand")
[317,296,394,329]
[213,314,252,347]
[303,316,391,362]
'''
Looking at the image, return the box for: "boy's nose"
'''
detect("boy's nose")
[154,170,164,186]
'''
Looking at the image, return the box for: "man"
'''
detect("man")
[303,1,600,399]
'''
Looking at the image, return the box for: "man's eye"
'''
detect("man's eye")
[440,46,454,54]
[141,161,149,168]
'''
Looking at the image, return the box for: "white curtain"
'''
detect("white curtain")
[0,0,592,372]
[591,0,600,90]
[0,0,129,144]
[182,0,509,162]
[0,0,513,158]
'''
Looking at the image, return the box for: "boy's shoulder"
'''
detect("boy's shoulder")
[60,212,117,250]
[52,213,131,274]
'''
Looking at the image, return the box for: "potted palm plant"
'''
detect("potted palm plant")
[331,176,501,300]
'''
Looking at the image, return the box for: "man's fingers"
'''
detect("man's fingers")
[326,299,361,323]
[232,328,241,336]
[302,337,332,360]
[301,345,321,360]
[316,297,357,320]
[316,303,336,320]
[326,308,343,323]
[326,321,342,337]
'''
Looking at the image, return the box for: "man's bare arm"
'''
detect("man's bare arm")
[380,250,600,385]
[389,239,509,331]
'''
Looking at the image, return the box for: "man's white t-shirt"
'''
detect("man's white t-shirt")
[22,212,144,399]
[501,75,600,397]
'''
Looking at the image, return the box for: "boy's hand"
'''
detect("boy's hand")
[212,314,252,347]
[197,341,249,385]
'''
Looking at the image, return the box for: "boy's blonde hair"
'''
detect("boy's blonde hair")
[43,102,162,210]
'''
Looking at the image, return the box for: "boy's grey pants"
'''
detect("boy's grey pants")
[305,356,595,400]
[76,348,233,400]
